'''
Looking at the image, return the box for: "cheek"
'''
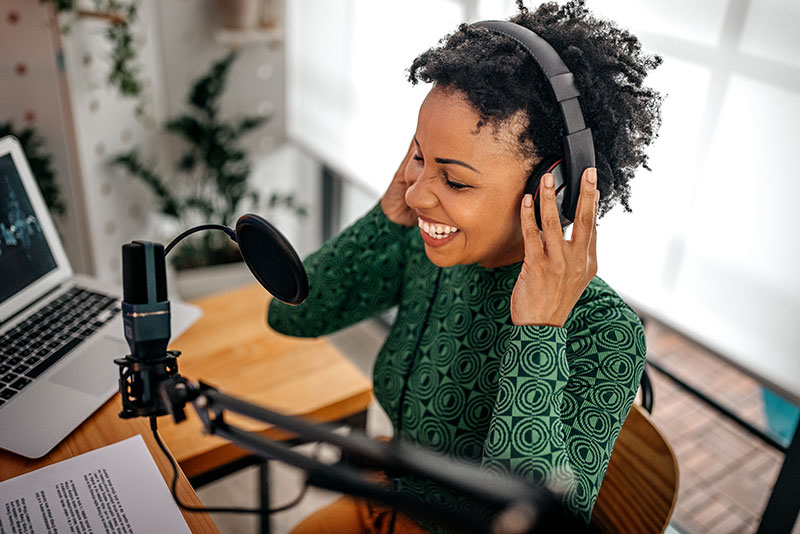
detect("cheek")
[450,193,520,242]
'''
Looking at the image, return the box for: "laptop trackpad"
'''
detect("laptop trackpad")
[49,336,127,397]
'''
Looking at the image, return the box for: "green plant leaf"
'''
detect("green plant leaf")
[188,52,237,115]
[108,150,181,219]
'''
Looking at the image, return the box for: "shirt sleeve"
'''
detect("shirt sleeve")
[481,293,646,523]
[267,203,414,337]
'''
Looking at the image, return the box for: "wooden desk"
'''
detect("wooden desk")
[158,283,373,480]
[0,394,218,533]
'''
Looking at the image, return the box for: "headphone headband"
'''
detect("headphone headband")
[471,20,595,223]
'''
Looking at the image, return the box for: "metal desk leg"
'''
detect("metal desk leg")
[757,424,800,533]
[260,461,271,534]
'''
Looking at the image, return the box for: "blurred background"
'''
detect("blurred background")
[1,0,798,532]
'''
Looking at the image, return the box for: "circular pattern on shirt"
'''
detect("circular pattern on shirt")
[567,434,604,477]
[463,393,494,430]
[602,352,635,383]
[404,294,427,325]
[485,418,510,457]
[513,380,552,415]
[569,336,595,359]
[408,360,439,401]
[432,382,466,420]
[499,341,520,377]
[452,432,484,461]
[434,286,453,315]
[483,292,510,321]
[430,334,459,368]
[375,251,400,278]
[400,395,422,430]
[519,341,558,378]
[476,360,500,394]
[596,321,636,351]
[374,361,403,400]
[560,392,579,422]
[419,419,449,452]
[587,303,623,323]
[467,317,497,353]
[337,240,360,265]
[464,271,492,305]
[511,416,550,457]
[511,456,552,483]
[426,483,455,508]
[451,350,481,384]
[444,301,471,337]
[318,255,345,285]
[590,382,628,413]
[576,406,613,442]
[493,378,515,414]
[634,326,647,361]
[565,481,592,517]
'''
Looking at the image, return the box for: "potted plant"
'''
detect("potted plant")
[110,51,304,297]
[41,0,146,117]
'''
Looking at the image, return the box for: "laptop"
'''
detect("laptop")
[0,135,201,458]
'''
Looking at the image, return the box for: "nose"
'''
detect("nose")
[405,169,438,210]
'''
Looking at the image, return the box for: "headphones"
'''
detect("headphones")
[472,21,595,229]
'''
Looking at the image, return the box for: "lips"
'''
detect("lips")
[417,216,460,248]
[417,218,459,239]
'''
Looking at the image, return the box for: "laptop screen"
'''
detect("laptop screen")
[0,154,58,305]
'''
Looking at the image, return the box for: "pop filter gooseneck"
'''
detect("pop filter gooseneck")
[162,215,308,305]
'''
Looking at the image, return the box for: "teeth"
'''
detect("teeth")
[418,218,459,239]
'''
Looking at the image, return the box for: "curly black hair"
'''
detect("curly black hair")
[407,0,663,215]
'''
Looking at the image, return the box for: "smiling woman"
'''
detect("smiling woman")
[269,1,663,533]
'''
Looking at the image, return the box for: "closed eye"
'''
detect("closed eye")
[442,170,471,191]
[414,154,471,190]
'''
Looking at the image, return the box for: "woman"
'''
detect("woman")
[269,1,662,532]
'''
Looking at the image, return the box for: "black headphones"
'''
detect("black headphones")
[472,21,595,229]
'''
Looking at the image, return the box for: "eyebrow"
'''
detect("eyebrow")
[414,137,481,174]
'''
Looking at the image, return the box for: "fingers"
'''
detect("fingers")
[588,193,598,274]
[539,173,564,244]
[520,193,544,262]
[571,168,598,252]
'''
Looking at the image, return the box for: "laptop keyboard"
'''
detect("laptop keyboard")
[0,287,121,408]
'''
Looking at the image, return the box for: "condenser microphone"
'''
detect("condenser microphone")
[121,241,170,359]
[117,241,176,418]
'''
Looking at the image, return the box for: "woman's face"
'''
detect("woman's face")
[405,86,531,269]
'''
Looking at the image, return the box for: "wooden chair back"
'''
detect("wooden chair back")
[592,404,679,534]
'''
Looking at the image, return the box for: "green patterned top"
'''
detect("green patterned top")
[268,203,646,529]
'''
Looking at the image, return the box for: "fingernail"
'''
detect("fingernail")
[544,173,554,188]
[523,194,532,208]
[587,168,596,184]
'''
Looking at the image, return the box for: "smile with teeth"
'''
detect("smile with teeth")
[418,218,460,239]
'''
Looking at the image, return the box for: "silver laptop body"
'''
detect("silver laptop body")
[0,135,200,458]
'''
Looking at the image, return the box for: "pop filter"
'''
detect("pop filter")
[235,214,309,305]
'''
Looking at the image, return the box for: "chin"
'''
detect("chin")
[422,246,462,268]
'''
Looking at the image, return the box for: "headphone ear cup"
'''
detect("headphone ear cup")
[526,158,566,231]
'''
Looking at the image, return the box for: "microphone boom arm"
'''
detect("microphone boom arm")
[158,376,596,534]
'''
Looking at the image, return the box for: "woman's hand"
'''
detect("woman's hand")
[380,139,418,227]
[510,168,599,327]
